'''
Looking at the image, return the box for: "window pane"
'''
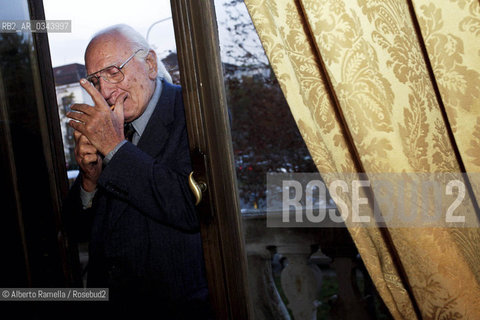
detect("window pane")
[214,0,317,214]
[213,2,391,319]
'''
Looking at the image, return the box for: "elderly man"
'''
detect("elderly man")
[65,25,210,318]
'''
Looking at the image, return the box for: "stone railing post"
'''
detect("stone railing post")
[277,245,322,320]
[246,243,291,319]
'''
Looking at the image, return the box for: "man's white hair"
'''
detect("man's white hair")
[86,24,172,83]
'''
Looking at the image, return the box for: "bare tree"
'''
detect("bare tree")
[215,1,316,209]
[216,0,269,68]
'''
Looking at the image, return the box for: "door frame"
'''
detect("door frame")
[171,1,253,318]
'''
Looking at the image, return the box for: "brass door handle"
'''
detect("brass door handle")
[189,171,207,205]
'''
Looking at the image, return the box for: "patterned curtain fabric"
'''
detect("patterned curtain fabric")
[244,0,480,319]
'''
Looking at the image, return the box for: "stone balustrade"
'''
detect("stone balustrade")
[243,214,387,320]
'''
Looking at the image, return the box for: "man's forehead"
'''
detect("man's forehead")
[85,39,132,73]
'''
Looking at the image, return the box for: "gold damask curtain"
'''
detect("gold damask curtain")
[244,0,480,319]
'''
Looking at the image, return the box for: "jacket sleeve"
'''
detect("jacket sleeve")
[97,91,199,233]
[62,176,95,243]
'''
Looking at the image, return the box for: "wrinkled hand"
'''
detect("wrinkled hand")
[74,131,102,192]
[67,79,128,156]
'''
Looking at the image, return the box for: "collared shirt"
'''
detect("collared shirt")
[80,78,163,209]
[127,77,162,144]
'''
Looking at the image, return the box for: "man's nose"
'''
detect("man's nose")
[98,78,116,101]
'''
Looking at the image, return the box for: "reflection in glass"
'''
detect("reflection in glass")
[0,0,68,288]
[215,0,317,213]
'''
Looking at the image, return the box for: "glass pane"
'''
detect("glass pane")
[213,1,391,319]
[0,0,67,287]
[0,0,33,288]
[215,0,317,214]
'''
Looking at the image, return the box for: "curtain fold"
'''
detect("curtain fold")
[244,0,480,318]
[413,0,480,173]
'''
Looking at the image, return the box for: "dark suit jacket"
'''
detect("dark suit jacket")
[64,80,210,318]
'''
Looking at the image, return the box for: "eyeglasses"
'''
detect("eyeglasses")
[86,49,144,89]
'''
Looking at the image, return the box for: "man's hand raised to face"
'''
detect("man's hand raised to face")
[73,130,102,192]
[67,78,128,156]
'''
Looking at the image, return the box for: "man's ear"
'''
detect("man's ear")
[145,49,158,80]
